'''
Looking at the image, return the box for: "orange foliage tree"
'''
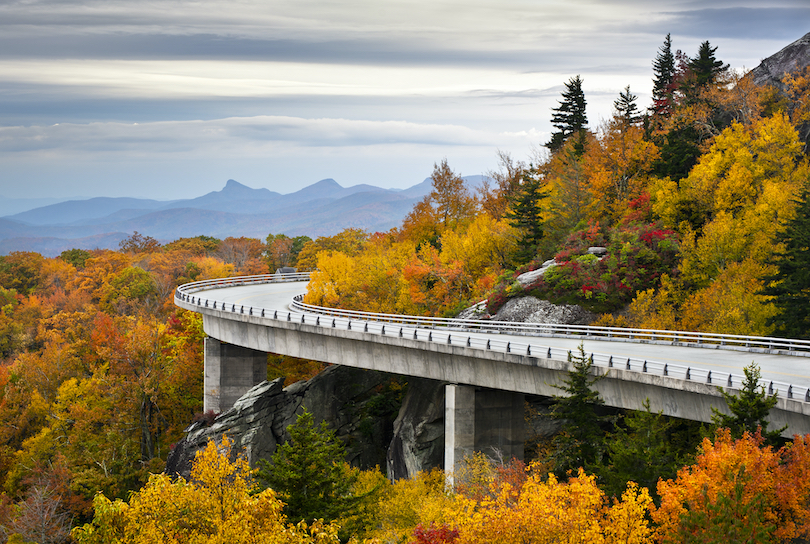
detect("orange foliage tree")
[654,430,810,543]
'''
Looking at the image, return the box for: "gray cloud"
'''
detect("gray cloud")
[658,8,810,40]
[0,0,802,200]
[0,116,540,154]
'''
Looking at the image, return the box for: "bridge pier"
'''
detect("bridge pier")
[445,385,475,476]
[204,338,266,413]
[445,384,524,480]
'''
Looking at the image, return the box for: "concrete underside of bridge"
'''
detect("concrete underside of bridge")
[199,309,810,460]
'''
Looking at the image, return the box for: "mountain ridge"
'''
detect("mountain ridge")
[0,175,484,256]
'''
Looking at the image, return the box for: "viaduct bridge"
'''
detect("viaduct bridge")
[175,274,810,471]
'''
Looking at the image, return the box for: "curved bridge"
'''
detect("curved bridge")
[175,273,810,470]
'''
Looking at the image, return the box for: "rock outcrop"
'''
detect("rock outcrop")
[751,32,810,89]
[516,259,557,287]
[455,300,487,320]
[750,32,810,150]
[493,296,596,325]
[386,378,446,480]
[166,365,404,479]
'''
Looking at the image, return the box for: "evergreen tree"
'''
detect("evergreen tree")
[546,75,588,155]
[711,363,786,445]
[257,409,360,524]
[652,120,702,183]
[506,166,547,264]
[548,344,609,476]
[651,33,676,116]
[614,85,643,128]
[598,399,680,501]
[763,190,810,338]
[688,40,730,88]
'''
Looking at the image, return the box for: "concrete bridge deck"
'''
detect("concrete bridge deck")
[175,277,810,443]
[191,280,810,390]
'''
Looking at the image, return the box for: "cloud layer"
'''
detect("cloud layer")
[0,0,807,199]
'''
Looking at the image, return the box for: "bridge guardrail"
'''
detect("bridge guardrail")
[175,273,810,404]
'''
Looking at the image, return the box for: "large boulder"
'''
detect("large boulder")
[493,296,596,325]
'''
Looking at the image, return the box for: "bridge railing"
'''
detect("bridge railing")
[175,272,311,295]
[289,296,810,356]
[175,273,810,403]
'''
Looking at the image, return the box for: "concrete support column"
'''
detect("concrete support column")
[204,337,267,413]
[475,390,525,462]
[445,384,475,479]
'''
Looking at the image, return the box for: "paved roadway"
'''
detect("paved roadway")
[189,281,810,396]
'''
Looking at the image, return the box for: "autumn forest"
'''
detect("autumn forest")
[2,35,810,543]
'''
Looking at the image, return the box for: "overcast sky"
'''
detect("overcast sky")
[1,0,808,200]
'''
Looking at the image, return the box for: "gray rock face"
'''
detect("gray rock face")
[751,32,810,89]
[516,259,557,287]
[455,300,487,321]
[587,246,607,256]
[166,365,404,480]
[750,32,810,151]
[386,378,446,480]
[493,296,596,325]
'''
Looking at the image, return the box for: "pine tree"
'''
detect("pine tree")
[688,40,730,88]
[614,85,643,128]
[598,398,680,500]
[651,33,676,116]
[546,75,588,155]
[652,122,702,182]
[506,166,547,264]
[257,409,360,524]
[549,344,609,476]
[711,363,786,445]
[763,190,810,338]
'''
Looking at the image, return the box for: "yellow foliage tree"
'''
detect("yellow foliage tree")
[638,113,810,333]
[72,436,340,544]
[193,256,235,281]
[783,65,810,149]
[306,216,511,317]
[67,251,132,303]
[296,229,368,271]
[544,139,595,240]
[361,469,457,543]
[304,252,357,309]
[439,215,515,280]
[676,114,805,276]
[585,120,659,223]
[456,468,653,544]
[622,275,682,331]
[679,259,777,336]
[428,159,478,230]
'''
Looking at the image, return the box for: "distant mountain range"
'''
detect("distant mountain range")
[0,176,488,257]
